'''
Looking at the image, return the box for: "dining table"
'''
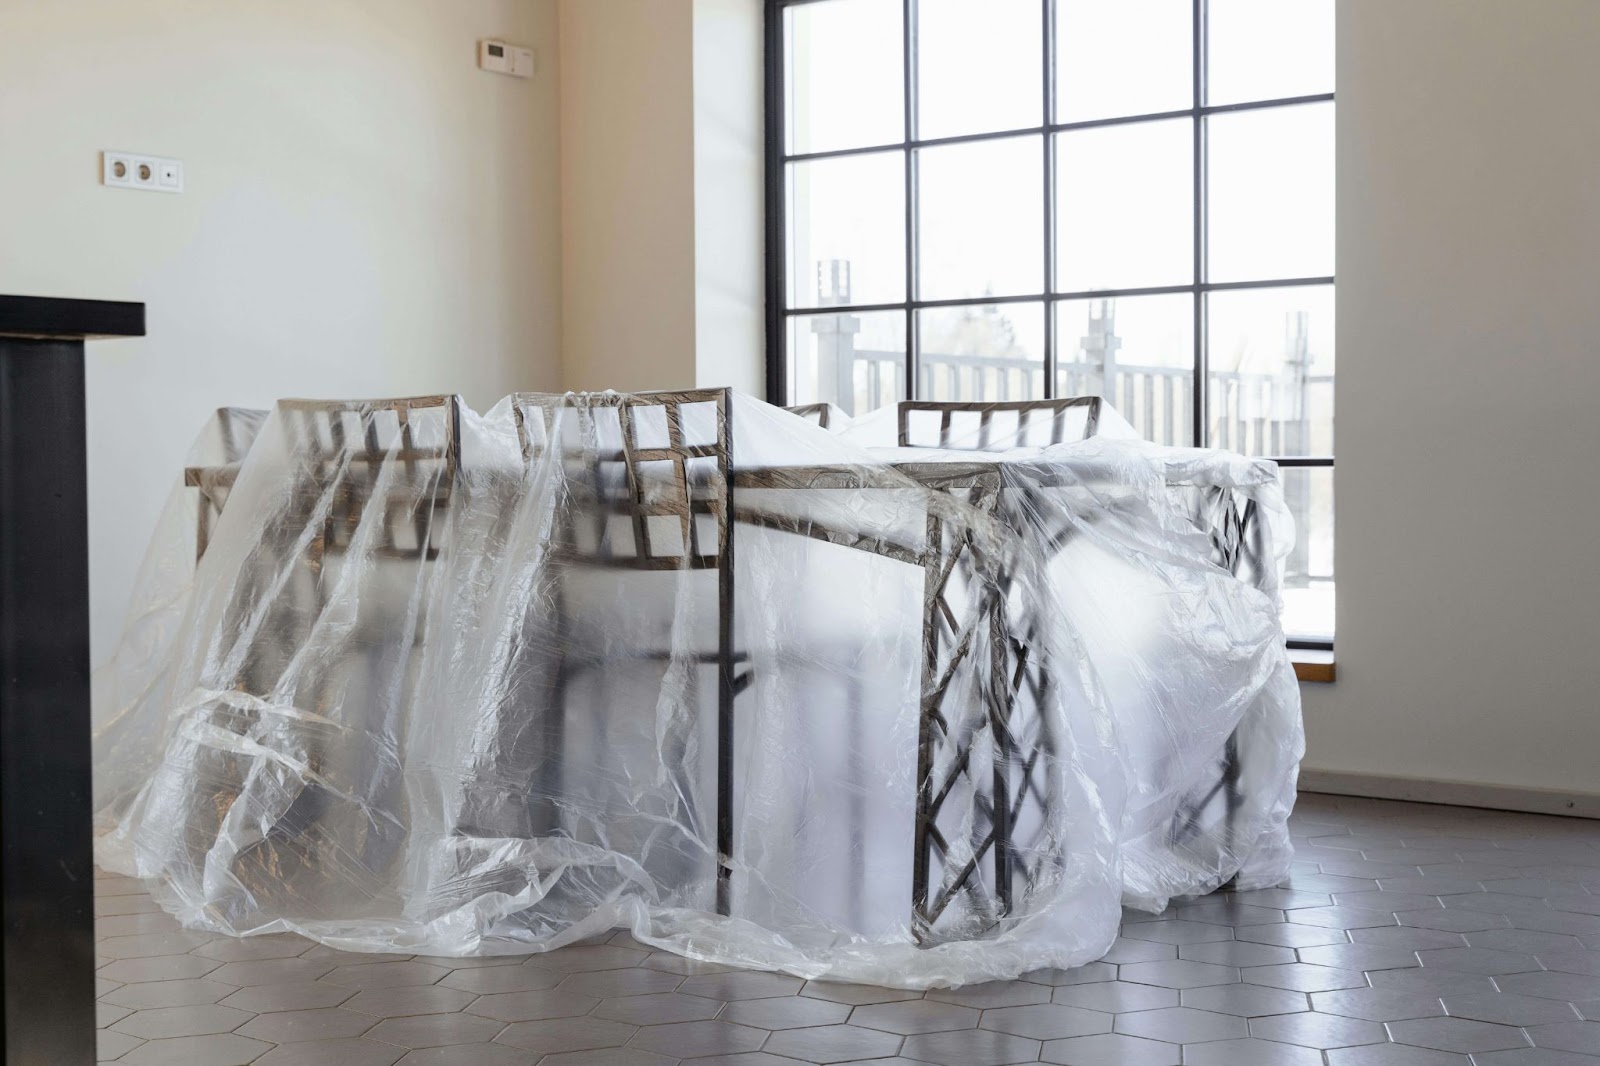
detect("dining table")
[89,389,1303,988]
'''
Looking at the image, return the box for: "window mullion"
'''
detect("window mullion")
[1191,0,1208,448]
[903,0,917,403]
[1041,0,1057,401]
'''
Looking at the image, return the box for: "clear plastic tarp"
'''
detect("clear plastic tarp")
[93,391,1302,988]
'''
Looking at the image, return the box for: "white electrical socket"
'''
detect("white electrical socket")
[103,151,183,194]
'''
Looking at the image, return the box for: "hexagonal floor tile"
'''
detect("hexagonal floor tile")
[1112,1006,1247,1043]
[494,1016,637,1056]
[626,1019,770,1058]
[1499,971,1600,1001]
[252,1038,408,1066]
[1245,962,1368,992]
[898,1027,1040,1065]
[1097,939,1175,964]
[1310,988,1447,1022]
[1388,1015,1532,1053]
[102,979,236,1010]
[366,1013,504,1048]
[1297,943,1422,971]
[219,982,356,1014]
[342,985,476,1018]
[1180,941,1296,968]
[799,980,922,1005]
[926,979,1051,1008]
[1051,980,1178,1012]
[524,945,648,972]
[977,1003,1109,1041]
[320,962,449,989]
[439,963,564,994]
[1416,947,1542,975]
[111,1004,254,1039]
[556,967,683,998]
[1180,982,1310,1017]
[1121,920,1235,946]
[1183,1037,1323,1065]
[1250,1009,1389,1049]
[1325,1043,1475,1065]
[594,991,725,1025]
[120,1034,276,1066]
[720,994,848,1029]
[676,971,804,1000]
[1527,1020,1600,1055]
[467,989,600,1023]
[236,1008,377,1043]
[760,1023,902,1063]
[1119,960,1240,989]
[1236,923,1352,948]
[850,999,979,1034]
[1441,992,1581,1026]
[206,958,333,986]
[392,1045,536,1066]
[1290,906,1401,930]
[1041,1032,1180,1066]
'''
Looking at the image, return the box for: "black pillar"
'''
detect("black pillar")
[0,295,144,1065]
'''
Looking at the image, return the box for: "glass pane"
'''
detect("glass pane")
[1057,0,1192,122]
[1207,0,1335,106]
[1206,285,1333,456]
[1055,119,1193,292]
[917,0,1041,139]
[786,0,904,154]
[1057,294,1194,446]
[916,303,1046,402]
[1208,102,1334,282]
[787,152,906,309]
[788,310,906,417]
[917,136,1044,300]
[1279,466,1335,641]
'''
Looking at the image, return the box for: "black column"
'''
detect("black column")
[0,295,144,1065]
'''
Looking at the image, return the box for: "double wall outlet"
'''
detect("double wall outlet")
[102,151,183,194]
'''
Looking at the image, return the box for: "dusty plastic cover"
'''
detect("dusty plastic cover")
[93,392,1302,988]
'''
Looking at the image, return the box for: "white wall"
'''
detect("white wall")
[0,0,563,658]
[557,0,697,392]
[557,0,763,395]
[1309,0,1600,795]
[691,0,764,396]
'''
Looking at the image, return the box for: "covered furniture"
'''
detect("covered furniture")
[92,390,1302,987]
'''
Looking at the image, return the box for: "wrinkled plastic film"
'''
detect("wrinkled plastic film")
[93,392,1301,987]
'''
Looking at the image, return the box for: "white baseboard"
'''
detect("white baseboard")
[1300,769,1600,820]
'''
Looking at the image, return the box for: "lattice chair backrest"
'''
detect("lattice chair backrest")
[784,402,834,430]
[277,395,462,558]
[185,406,270,560]
[511,389,732,571]
[898,397,1102,451]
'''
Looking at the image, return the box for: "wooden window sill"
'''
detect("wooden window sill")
[1293,650,1336,684]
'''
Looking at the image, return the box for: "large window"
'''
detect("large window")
[765,0,1335,643]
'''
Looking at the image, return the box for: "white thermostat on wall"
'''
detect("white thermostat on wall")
[479,39,534,78]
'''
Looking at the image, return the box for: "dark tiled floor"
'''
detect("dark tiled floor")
[95,793,1600,1064]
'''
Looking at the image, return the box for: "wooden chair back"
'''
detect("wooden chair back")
[897,397,1102,450]
[511,389,732,572]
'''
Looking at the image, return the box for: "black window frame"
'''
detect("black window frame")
[764,0,1334,650]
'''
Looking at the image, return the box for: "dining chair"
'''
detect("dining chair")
[184,406,268,561]
[784,402,836,430]
[897,396,1103,450]
[222,395,463,907]
[278,395,463,569]
[511,388,746,916]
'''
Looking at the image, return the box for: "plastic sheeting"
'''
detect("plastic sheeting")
[93,391,1302,988]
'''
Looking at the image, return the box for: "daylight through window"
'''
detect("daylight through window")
[768,0,1335,642]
